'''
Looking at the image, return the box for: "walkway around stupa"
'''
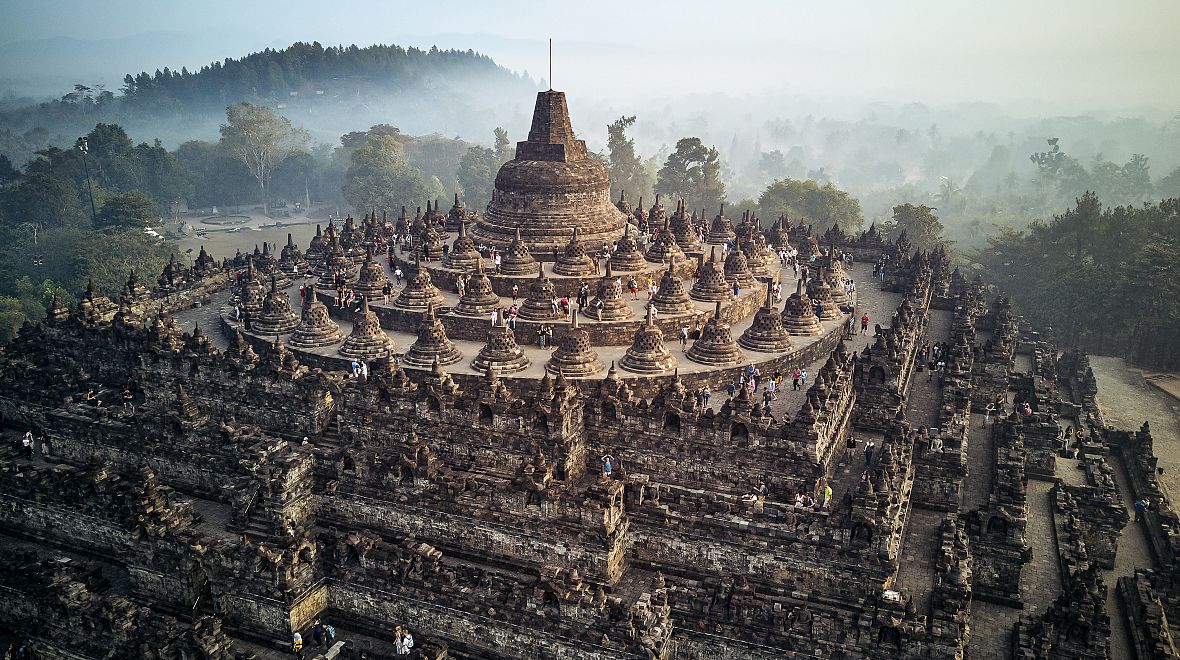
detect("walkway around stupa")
[182,255,890,400]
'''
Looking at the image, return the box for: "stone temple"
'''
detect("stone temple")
[470,90,627,253]
[0,87,1169,660]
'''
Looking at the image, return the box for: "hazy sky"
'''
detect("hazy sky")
[1,0,1178,113]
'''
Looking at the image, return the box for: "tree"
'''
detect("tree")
[0,173,84,228]
[1159,165,1180,199]
[606,116,652,202]
[758,151,788,181]
[0,155,21,187]
[494,127,512,163]
[341,135,428,213]
[70,227,172,295]
[656,137,725,212]
[218,103,309,212]
[889,203,944,249]
[457,146,498,208]
[96,191,157,228]
[757,177,863,230]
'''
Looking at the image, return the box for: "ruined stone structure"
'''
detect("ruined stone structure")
[471,90,627,253]
[0,86,1163,660]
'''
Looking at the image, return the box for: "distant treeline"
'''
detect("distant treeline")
[0,42,532,168]
[116,42,516,110]
[976,193,1180,371]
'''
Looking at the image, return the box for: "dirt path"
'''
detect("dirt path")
[1090,355,1180,498]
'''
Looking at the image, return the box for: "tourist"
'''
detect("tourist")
[768,378,778,400]
[21,431,33,460]
[490,308,500,327]
[757,481,769,504]
[291,632,304,659]
[792,368,802,391]
[594,298,605,321]
[701,386,711,406]
[511,284,519,302]
[984,403,995,427]
[350,360,360,378]
[577,283,590,309]
[84,388,101,407]
[1135,497,1149,522]
[846,434,857,461]
[732,281,740,299]
[822,484,833,509]
[494,253,502,272]
[726,381,736,398]
[324,624,336,648]
[394,626,414,655]
[537,324,548,349]
[628,277,639,300]
[860,313,870,335]
[601,455,615,479]
[382,282,392,304]
[800,368,808,387]
[312,622,325,648]
[864,440,875,466]
[647,302,658,319]
[393,266,404,285]
[507,305,518,329]
[678,326,689,351]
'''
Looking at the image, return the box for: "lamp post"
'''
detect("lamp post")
[76,136,98,225]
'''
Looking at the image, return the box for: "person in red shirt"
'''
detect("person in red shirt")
[860,313,870,335]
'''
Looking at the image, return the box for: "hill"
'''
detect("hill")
[0,41,534,166]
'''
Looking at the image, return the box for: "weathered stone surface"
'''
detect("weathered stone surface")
[403,303,463,369]
[339,297,395,361]
[393,256,446,311]
[583,262,633,322]
[781,278,823,336]
[472,91,626,253]
[546,314,604,377]
[650,257,695,315]
[686,302,745,367]
[252,274,300,336]
[471,324,531,374]
[453,261,501,317]
[739,281,793,353]
[352,246,390,300]
[619,306,678,374]
[288,284,345,348]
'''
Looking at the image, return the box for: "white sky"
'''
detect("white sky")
[1,0,1177,112]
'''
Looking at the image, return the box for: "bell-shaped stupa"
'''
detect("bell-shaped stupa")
[686,302,745,367]
[471,90,626,253]
[546,314,604,377]
[471,323,531,375]
[739,281,793,353]
[338,297,395,361]
[620,305,678,374]
[402,303,463,368]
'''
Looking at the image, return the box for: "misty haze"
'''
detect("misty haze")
[0,2,1178,659]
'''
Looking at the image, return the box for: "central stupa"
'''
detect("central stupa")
[470,90,627,254]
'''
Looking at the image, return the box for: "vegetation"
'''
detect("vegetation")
[974,193,1180,370]
[606,116,653,202]
[757,178,863,231]
[218,103,309,212]
[342,134,428,213]
[656,138,725,213]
